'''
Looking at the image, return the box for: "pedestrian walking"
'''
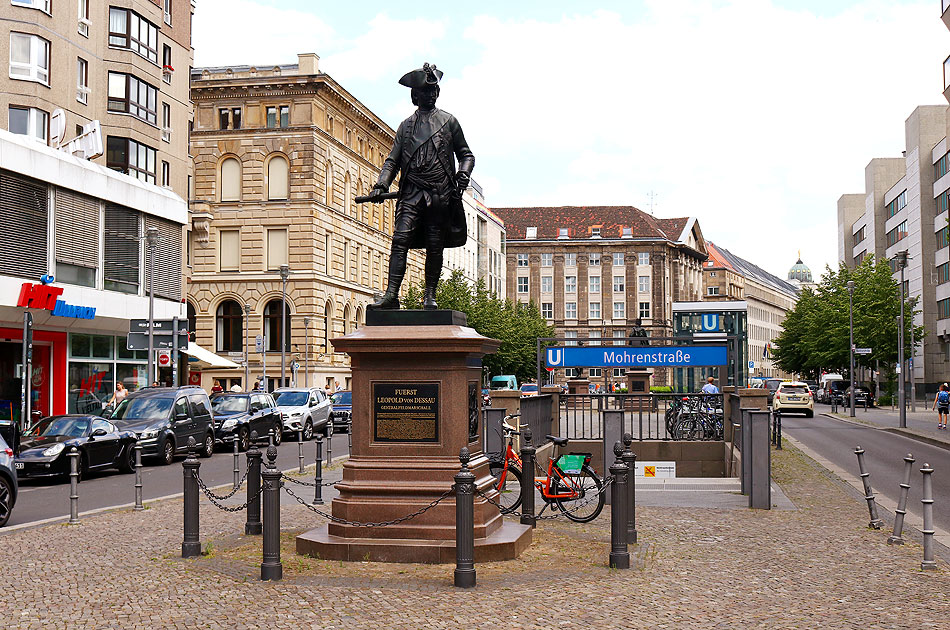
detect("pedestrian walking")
[108,382,128,406]
[701,376,720,395]
[933,383,949,430]
[211,379,223,394]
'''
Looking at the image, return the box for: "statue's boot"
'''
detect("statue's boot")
[372,290,400,309]
[423,285,438,310]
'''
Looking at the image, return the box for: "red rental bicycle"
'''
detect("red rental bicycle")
[487,414,605,523]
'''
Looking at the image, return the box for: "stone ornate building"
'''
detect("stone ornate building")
[188,54,428,391]
[491,206,707,387]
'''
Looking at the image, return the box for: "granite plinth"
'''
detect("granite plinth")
[364,308,467,327]
[296,521,532,564]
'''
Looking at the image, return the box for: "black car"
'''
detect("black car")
[0,432,17,527]
[844,385,875,407]
[329,390,351,433]
[15,415,137,481]
[210,392,282,451]
[111,386,215,464]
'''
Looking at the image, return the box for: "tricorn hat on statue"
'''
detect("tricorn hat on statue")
[399,63,443,88]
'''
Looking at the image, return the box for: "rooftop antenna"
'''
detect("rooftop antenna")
[647,190,658,215]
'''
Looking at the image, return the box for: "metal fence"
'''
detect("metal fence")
[558,393,724,441]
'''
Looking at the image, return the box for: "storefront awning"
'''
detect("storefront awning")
[182,342,241,369]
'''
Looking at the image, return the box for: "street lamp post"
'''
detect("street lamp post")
[244,303,251,390]
[895,250,908,429]
[279,264,290,389]
[145,228,159,386]
[303,316,310,388]
[847,280,855,418]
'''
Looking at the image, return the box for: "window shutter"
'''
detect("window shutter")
[104,203,140,292]
[55,189,100,269]
[0,170,48,279]
[144,214,182,301]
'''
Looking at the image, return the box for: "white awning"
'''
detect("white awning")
[182,342,241,369]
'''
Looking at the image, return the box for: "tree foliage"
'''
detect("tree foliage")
[402,269,554,382]
[771,255,924,377]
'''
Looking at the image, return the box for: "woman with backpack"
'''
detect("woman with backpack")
[932,383,949,429]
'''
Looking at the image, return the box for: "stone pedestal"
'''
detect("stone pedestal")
[625,369,652,394]
[296,310,531,563]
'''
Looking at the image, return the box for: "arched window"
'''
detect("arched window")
[344,171,351,216]
[216,300,243,352]
[342,304,351,335]
[186,301,197,340]
[267,155,288,200]
[325,161,333,206]
[220,157,241,201]
[264,299,291,352]
[354,306,362,331]
[323,300,333,353]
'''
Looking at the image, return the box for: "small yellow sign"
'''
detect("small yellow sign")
[644,466,656,477]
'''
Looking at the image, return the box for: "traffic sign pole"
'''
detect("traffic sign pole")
[171,316,179,388]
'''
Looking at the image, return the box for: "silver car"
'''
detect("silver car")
[273,388,332,440]
[0,431,19,527]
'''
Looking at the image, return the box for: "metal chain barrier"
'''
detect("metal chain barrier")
[195,470,264,512]
[282,483,455,527]
[476,476,613,521]
[279,472,338,488]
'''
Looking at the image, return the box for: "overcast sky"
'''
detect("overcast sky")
[193,0,949,281]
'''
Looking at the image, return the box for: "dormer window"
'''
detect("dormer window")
[526,226,537,239]
[591,226,601,238]
[621,227,632,238]
[558,228,569,239]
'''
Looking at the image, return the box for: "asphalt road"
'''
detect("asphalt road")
[6,432,351,528]
[782,410,950,533]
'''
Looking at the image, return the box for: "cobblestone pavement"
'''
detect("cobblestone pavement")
[1,446,948,629]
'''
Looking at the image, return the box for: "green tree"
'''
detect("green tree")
[772,255,923,377]
[402,269,553,382]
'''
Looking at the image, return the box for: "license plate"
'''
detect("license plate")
[14,462,23,470]
[788,396,800,401]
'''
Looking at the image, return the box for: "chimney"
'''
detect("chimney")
[297,53,320,75]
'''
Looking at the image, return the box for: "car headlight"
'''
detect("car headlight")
[221,417,238,430]
[139,427,160,439]
[290,412,303,418]
[43,442,66,457]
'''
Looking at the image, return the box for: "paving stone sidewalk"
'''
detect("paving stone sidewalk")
[1,447,948,629]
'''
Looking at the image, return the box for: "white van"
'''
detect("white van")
[817,374,844,403]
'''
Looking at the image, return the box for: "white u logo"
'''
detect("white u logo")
[702,314,719,331]
[547,348,563,366]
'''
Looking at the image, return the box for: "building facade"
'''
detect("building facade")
[0,129,187,424]
[189,54,504,392]
[839,105,950,395]
[702,242,799,379]
[1,0,193,200]
[444,180,506,297]
[491,206,707,388]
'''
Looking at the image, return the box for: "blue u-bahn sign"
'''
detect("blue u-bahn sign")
[545,345,728,368]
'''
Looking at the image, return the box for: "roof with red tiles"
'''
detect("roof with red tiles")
[706,241,799,296]
[490,206,691,242]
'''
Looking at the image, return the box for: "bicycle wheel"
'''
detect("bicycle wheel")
[555,464,605,523]
[487,460,523,514]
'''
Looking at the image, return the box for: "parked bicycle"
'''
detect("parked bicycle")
[487,414,605,523]
[665,395,723,441]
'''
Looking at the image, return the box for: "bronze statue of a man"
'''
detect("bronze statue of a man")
[365,63,475,310]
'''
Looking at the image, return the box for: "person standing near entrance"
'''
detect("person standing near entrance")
[932,383,949,429]
[701,376,720,395]
[108,382,128,406]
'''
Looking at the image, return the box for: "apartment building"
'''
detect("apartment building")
[443,180,506,298]
[1,0,193,199]
[191,54,465,391]
[839,105,949,395]
[703,242,799,379]
[491,205,707,387]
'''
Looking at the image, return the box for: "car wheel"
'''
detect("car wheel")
[119,445,136,473]
[805,410,814,418]
[200,432,214,458]
[77,453,89,483]
[303,420,313,441]
[238,427,250,452]
[0,476,13,527]
[159,438,175,465]
[272,424,282,446]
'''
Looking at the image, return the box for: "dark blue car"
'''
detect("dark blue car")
[329,391,351,433]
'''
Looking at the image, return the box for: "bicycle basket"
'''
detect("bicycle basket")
[555,454,585,475]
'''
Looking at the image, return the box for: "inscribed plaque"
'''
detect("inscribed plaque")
[372,382,439,442]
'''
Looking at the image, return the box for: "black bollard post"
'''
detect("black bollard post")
[854,446,883,529]
[68,447,80,525]
[232,435,240,491]
[313,433,324,505]
[609,441,630,569]
[326,422,333,465]
[775,410,782,450]
[454,447,476,588]
[888,453,915,545]
[622,432,637,544]
[921,463,937,571]
[182,437,201,558]
[771,411,777,446]
[260,441,282,581]
[297,429,305,473]
[519,427,536,528]
[245,431,263,535]
[133,444,144,511]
